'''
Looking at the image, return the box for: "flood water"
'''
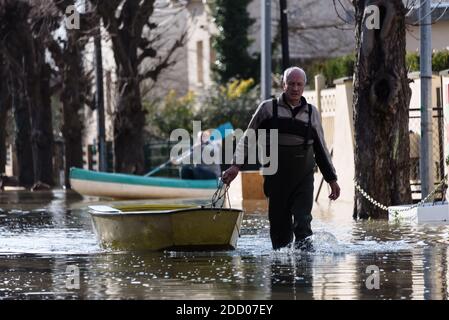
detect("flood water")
[1,189,449,300]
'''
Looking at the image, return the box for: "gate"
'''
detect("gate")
[409,87,446,200]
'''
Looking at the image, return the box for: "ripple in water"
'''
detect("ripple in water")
[0,227,102,255]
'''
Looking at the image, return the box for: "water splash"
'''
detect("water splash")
[310,231,411,254]
[236,230,412,257]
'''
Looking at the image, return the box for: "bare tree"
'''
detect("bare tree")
[253,0,356,64]
[47,0,95,187]
[89,0,186,174]
[0,0,55,188]
[0,54,10,175]
[352,0,412,219]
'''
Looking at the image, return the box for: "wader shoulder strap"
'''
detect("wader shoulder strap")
[272,97,278,129]
[304,104,312,149]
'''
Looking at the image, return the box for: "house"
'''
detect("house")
[183,0,356,93]
[181,0,449,92]
[50,0,449,186]
[405,2,449,52]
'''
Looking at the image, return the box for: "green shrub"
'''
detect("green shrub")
[307,54,355,87]
[145,79,260,138]
[198,78,260,131]
[406,52,420,72]
[432,50,449,72]
[144,90,196,139]
[406,50,449,72]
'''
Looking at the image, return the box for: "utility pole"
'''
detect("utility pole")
[261,0,271,100]
[279,0,289,71]
[94,25,107,172]
[419,0,433,198]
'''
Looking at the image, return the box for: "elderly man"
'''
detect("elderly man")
[222,67,340,250]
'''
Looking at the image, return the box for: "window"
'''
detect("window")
[197,40,204,85]
[209,39,216,69]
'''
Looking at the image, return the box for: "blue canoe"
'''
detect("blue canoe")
[69,168,219,199]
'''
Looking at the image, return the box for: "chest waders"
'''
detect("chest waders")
[263,98,316,249]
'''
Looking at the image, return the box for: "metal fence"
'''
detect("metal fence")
[144,141,185,178]
[409,105,446,200]
[143,137,259,178]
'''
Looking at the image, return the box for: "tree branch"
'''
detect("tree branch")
[139,31,186,83]
[53,0,74,12]
[46,37,64,69]
[137,47,157,65]
[134,0,156,35]
[92,0,131,73]
[289,21,349,31]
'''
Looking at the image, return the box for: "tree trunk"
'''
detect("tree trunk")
[60,37,85,188]
[46,3,93,188]
[1,0,55,187]
[94,0,155,174]
[36,61,55,186]
[114,74,145,174]
[0,101,6,174]
[26,42,54,187]
[353,0,412,219]
[0,1,34,187]
[109,19,146,175]
[93,0,185,174]
[11,76,34,188]
[0,57,9,174]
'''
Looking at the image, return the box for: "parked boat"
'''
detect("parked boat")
[70,168,219,199]
[88,204,244,251]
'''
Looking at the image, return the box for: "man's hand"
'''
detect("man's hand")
[222,165,240,185]
[328,180,340,200]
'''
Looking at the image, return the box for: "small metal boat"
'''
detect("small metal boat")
[88,203,244,251]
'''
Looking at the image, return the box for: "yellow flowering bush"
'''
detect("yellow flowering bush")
[199,78,259,131]
[144,90,196,139]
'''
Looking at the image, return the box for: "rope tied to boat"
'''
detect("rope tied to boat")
[207,181,231,221]
[210,181,231,209]
[207,180,242,238]
[354,174,448,214]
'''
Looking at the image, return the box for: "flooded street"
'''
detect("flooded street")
[1,190,449,300]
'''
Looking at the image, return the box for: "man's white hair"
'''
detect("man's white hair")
[282,67,307,85]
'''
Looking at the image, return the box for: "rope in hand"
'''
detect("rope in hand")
[210,181,231,209]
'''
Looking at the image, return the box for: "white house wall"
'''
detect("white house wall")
[186,0,217,93]
[252,0,355,60]
[406,20,449,52]
[183,1,449,94]
[141,5,190,100]
[82,26,116,170]
[442,71,449,199]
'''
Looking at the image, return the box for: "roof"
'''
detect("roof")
[405,2,449,24]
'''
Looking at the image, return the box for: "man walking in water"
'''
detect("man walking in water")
[222,67,340,250]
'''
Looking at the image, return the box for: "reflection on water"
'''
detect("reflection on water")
[0,190,449,299]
